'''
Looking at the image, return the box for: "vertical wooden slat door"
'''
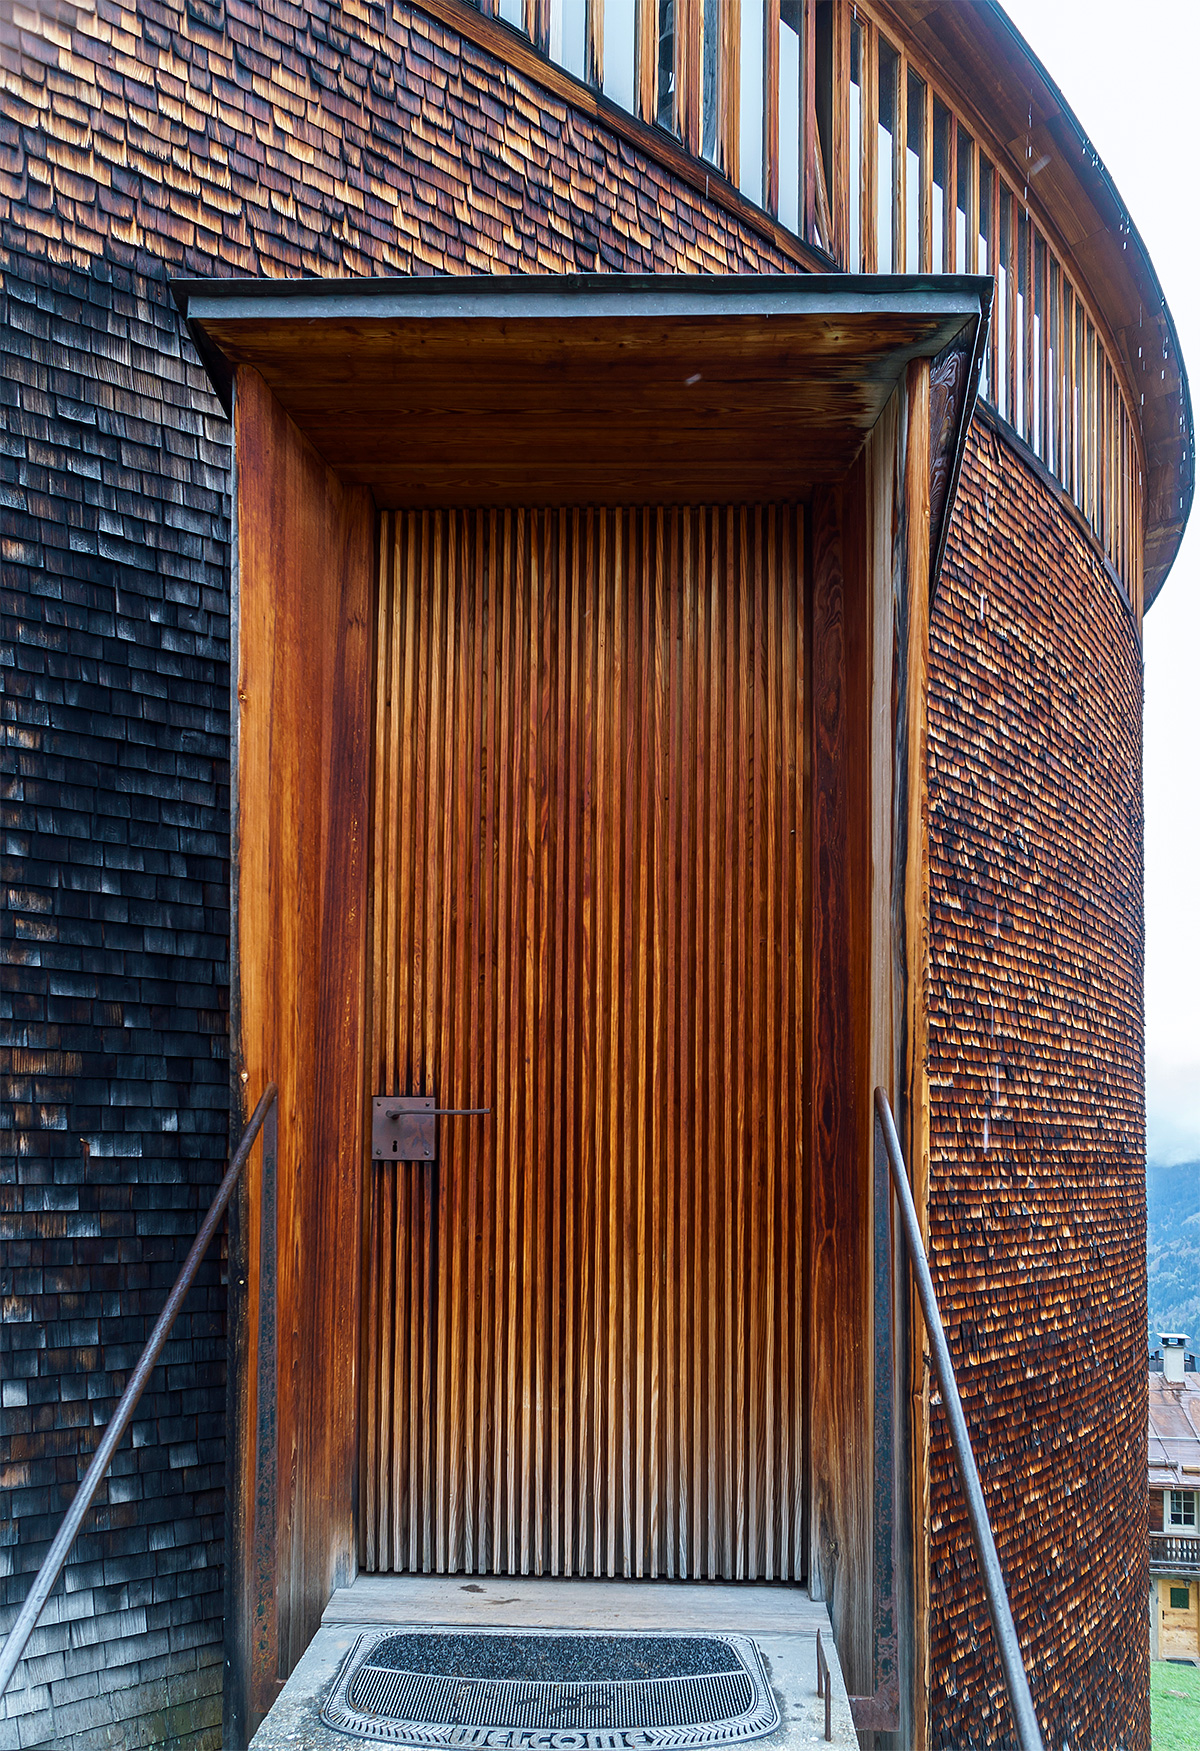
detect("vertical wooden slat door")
[363,504,805,1581]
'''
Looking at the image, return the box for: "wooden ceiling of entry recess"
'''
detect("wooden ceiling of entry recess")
[179,282,982,507]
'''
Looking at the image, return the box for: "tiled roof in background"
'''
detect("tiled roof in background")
[1149,1376,1200,1491]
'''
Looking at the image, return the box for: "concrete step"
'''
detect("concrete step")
[250,1574,858,1749]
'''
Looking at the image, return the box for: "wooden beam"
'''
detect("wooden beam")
[901,355,932,1751]
[806,475,872,1691]
[637,0,657,123]
[802,0,817,245]
[226,365,375,1742]
[764,0,780,217]
[837,0,855,270]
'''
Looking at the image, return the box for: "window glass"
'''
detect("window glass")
[1051,253,1058,472]
[906,68,925,272]
[848,16,862,269]
[657,0,676,130]
[1059,282,1073,491]
[1107,369,1116,553]
[554,0,587,77]
[1034,234,1046,457]
[1170,1489,1197,1528]
[499,0,525,30]
[1086,318,1097,523]
[1015,208,1028,438]
[777,0,803,234]
[1171,1585,1191,1611]
[813,1,834,254]
[931,98,950,271]
[956,126,972,271]
[977,154,992,392]
[997,188,1011,422]
[977,152,992,274]
[877,34,899,273]
[739,0,765,203]
[1075,302,1085,502]
[1047,257,1059,474]
[603,0,637,113]
[702,0,721,163]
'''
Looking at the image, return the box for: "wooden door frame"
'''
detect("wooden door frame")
[191,274,990,1749]
[805,360,938,1739]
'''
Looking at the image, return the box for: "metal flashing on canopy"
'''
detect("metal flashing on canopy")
[174,271,990,597]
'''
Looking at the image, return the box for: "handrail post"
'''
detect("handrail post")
[848,1105,901,1731]
[874,1086,1045,1751]
[0,1084,279,1703]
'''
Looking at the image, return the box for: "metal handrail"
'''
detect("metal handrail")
[814,1629,833,1743]
[875,1085,1045,1751]
[0,1082,279,1701]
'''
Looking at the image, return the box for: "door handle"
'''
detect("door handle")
[372,1096,490,1161]
[384,1107,490,1119]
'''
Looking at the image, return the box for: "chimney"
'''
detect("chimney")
[1161,1333,1188,1383]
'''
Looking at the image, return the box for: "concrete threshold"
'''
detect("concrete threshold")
[249,1574,859,1749]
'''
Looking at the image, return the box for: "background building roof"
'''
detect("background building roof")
[1149,1373,1200,1491]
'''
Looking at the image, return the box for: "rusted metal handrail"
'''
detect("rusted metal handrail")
[0,1083,279,1701]
[874,1085,1045,1751]
[814,1628,833,1743]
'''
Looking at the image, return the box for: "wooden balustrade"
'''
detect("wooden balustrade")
[1150,1534,1200,1574]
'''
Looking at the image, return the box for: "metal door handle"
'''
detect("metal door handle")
[373,1096,490,1161]
[384,1107,490,1119]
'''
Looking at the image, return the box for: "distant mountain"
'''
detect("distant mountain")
[1147,1158,1200,1345]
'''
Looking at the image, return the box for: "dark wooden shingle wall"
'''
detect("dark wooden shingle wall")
[929,428,1148,1751]
[0,254,231,1748]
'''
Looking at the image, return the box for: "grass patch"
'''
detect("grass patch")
[1151,1658,1200,1750]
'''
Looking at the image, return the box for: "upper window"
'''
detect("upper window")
[1169,1489,1197,1530]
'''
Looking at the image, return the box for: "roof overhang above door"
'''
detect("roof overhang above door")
[174,272,991,589]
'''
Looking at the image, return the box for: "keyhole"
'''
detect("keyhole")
[392,1139,398,1154]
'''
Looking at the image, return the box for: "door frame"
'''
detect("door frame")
[178,272,990,1748]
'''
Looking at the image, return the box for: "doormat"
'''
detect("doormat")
[321,1628,780,1747]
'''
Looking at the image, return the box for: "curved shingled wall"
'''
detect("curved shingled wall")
[0,3,1150,1749]
[928,428,1148,1751]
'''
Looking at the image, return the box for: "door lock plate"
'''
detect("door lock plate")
[372,1096,436,1162]
[371,1096,491,1162]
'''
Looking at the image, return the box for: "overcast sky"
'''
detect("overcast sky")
[996,0,1200,1166]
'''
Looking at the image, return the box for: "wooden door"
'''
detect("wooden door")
[362,504,805,1581]
[1159,1578,1200,1660]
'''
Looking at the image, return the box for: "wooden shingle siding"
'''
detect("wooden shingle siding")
[0,5,1160,1751]
[0,254,230,1750]
[927,428,1147,1751]
[0,0,798,281]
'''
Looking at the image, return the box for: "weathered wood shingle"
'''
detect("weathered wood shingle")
[1,253,230,1751]
[928,429,1147,1750]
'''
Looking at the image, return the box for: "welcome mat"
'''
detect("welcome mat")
[321,1628,779,1748]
